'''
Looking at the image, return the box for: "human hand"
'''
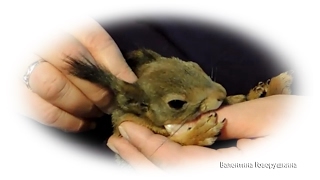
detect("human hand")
[107,95,301,172]
[17,17,137,132]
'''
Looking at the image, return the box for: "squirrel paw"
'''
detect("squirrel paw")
[247,81,269,100]
[225,94,247,105]
[167,111,226,146]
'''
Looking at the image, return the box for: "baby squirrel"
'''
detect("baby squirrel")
[66,49,293,146]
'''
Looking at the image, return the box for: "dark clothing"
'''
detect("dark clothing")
[33,18,294,157]
[102,18,290,95]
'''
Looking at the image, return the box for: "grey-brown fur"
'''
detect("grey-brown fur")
[66,49,226,144]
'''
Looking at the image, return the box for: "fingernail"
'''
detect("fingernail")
[118,126,129,140]
[107,143,118,154]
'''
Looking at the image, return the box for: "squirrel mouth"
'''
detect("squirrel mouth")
[164,110,216,136]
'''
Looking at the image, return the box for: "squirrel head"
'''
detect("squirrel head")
[66,49,226,127]
[122,49,227,126]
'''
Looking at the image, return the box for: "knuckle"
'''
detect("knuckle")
[41,107,83,132]
[90,88,113,106]
[113,65,135,82]
[113,65,129,78]
[41,106,63,125]
[62,45,86,58]
[84,31,114,51]
[39,73,68,100]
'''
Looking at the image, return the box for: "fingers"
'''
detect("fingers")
[18,17,137,133]
[63,17,137,83]
[109,122,279,171]
[28,60,102,118]
[237,138,268,152]
[107,122,220,169]
[18,53,99,132]
[17,82,95,132]
[217,95,294,140]
[36,33,114,113]
[107,122,183,168]
[107,135,162,172]
[119,122,182,160]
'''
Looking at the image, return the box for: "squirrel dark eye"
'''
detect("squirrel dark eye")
[168,100,187,110]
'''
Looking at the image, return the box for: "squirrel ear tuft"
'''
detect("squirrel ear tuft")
[125,49,161,70]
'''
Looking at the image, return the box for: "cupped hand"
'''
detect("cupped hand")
[107,95,301,171]
[17,17,137,132]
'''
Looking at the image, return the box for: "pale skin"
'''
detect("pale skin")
[17,17,302,171]
[17,17,137,132]
[107,95,302,171]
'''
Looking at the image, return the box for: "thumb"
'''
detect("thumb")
[118,121,182,158]
[217,95,300,140]
[64,16,137,83]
